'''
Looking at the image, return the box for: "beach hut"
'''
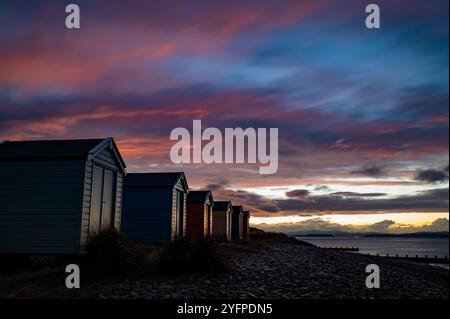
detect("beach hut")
[122,172,188,243]
[185,191,214,239]
[231,205,243,240]
[0,137,126,254]
[211,200,232,240]
[242,210,250,240]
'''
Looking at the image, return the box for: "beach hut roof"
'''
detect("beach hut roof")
[232,205,243,213]
[125,172,188,190]
[0,137,126,170]
[188,190,214,204]
[214,200,232,210]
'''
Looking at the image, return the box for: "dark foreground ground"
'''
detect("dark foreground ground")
[1,238,448,299]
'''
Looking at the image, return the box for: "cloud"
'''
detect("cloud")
[428,218,450,230]
[350,164,387,177]
[275,188,449,214]
[210,185,281,214]
[329,192,387,197]
[205,184,449,216]
[366,220,396,232]
[314,185,331,192]
[285,189,314,202]
[205,178,231,191]
[415,167,449,184]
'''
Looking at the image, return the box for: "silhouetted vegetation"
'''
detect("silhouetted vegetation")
[81,228,149,280]
[249,227,289,240]
[152,238,228,275]
[248,227,314,246]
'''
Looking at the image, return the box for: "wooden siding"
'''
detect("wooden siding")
[171,180,187,240]
[0,160,85,254]
[122,187,173,244]
[171,188,177,240]
[115,172,123,229]
[211,208,229,239]
[186,202,206,239]
[80,160,93,247]
[94,148,121,170]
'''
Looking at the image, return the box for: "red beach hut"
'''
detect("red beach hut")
[186,190,214,239]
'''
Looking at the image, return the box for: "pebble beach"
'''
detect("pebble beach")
[93,240,449,299]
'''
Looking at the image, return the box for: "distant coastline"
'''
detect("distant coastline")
[292,231,449,238]
[363,231,449,238]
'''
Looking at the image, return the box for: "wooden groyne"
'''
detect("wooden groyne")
[365,253,449,264]
[318,245,449,264]
[313,244,449,264]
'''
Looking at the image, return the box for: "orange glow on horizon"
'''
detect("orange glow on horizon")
[250,212,449,227]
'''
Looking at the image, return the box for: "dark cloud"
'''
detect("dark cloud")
[208,184,281,214]
[208,185,448,216]
[274,188,449,214]
[285,189,312,202]
[351,164,387,178]
[205,178,231,191]
[415,168,449,184]
[314,185,331,192]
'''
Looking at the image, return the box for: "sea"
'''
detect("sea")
[297,236,449,268]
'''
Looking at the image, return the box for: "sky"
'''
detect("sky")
[0,0,448,233]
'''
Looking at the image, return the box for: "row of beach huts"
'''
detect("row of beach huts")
[0,137,251,254]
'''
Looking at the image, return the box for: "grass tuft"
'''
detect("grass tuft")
[81,228,148,280]
[153,238,228,275]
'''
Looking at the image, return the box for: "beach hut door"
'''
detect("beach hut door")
[175,191,184,239]
[101,169,114,229]
[90,165,115,233]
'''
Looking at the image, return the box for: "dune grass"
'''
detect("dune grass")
[152,238,228,275]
